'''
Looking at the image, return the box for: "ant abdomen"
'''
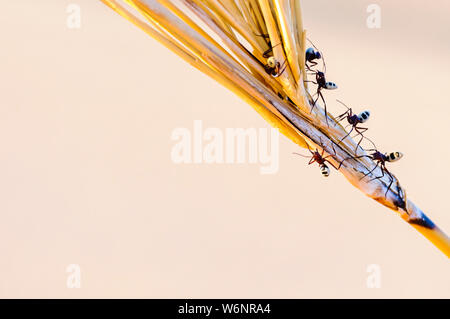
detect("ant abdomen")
[358,110,370,123]
[267,56,277,68]
[320,164,330,177]
[385,152,403,162]
[325,82,338,90]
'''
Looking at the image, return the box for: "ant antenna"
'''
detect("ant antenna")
[292,152,310,158]
[336,99,350,111]
[361,135,377,151]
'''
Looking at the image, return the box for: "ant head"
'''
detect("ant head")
[305,47,315,55]
[267,56,276,68]
[315,51,322,59]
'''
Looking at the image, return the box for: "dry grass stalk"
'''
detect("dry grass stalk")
[101,0,450,257]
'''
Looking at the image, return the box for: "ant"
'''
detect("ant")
[335,99,375,153]
[338,149,403,196]
[303,40,337,126]
[305,71,338,126]
[293,139,338,177]
[254,33,288,78]
[264,56,288,77]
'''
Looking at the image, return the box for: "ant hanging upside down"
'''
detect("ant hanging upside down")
[338,149,403,196]
[253,33,288,78]
[293,139,338,177]
[264,56,288,78]
[335,99,375,153]
[303,41,338,126]
[305,70,338,126]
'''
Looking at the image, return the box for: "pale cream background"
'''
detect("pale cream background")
[0,0,449,298]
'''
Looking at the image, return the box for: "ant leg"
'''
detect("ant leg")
[273,59,288,78]
[368,165,394,197]
[369,165,384,182]
[374,165,394,197]
[384,171,394,197]
[322,143,338,161]
[338,126,354,146]
[355,135,364,154]
[253,32,270,39]
[311,89,320,112]
[361,162,380,181]
[323,144,339,167]
[319,139,325,157]
[306,61,318,72]
[292,152,311,159]
[338,155,372,169]
[318,91,330,127]
[329,142,337,156]
[354,127,368,153]
[362,136,377,151]
[335,110,349,122]
[262,48,272,58]
[262,42,282,58]
[324,159,339,170]
[306,66,318,72]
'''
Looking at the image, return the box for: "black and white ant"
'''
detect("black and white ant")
[338,149,403,196]
[305,70,338,126]
[293,139,338,177]
[335,99,375,153]
[303,40,338,126]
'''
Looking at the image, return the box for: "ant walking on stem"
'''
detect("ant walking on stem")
[293,139,338,177]
[338,149,403,196]
[335,99,375,153]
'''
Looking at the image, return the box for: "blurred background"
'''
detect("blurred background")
[0,0,448,298]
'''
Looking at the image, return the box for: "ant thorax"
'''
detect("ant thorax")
[372,151,386,162]
[348,114,360,125]
[316,72,326,87]
[313,151,325,164]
